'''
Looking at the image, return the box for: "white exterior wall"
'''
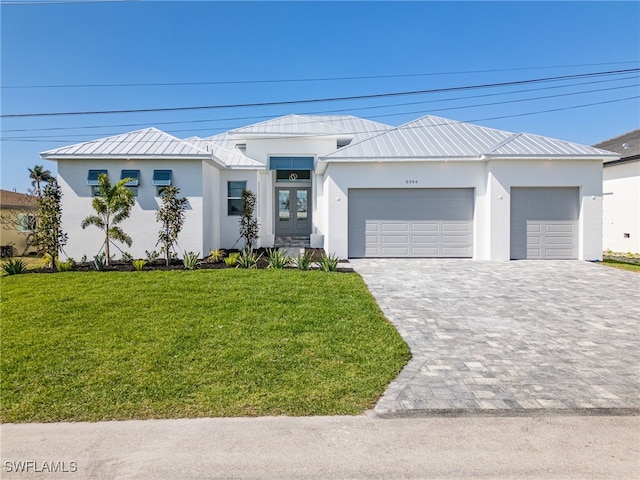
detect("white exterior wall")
[243,137,338,241]
[202,161,220,256]
[58,159,205,261]
[603,160,640,254]
[321,161,488,259]
[321,158,602,261]
[488,159,603,261]
[218,170,260,249]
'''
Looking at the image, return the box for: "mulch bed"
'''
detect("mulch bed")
[27,248,354,273]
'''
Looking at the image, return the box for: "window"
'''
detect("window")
[87,169,107,196]
[152,169,172,196]
[121,169,140,196]
[227,181,246,216]
[17,213,37,232]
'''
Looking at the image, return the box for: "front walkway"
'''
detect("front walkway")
[350,259,640,416]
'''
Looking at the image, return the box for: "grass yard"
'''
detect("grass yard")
[0,270,410,423]
[602,258,640,273]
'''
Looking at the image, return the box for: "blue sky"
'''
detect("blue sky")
[1,1,639,193]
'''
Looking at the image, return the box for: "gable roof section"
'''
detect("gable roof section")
[228,114,392,143]
[324,115,619,160]
[593,129,640,163]
[41,128,211,160]
[188,133,263,168]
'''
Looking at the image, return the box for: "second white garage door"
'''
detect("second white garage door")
[348,188,474,258]
[510,187,579,260]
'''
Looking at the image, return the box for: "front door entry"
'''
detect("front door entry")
[276,187,311,235]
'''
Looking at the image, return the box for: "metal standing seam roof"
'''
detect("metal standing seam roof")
[41,128,212,159]
[195,133,264,168]
[228,114,392,143]
[323,115,619,160]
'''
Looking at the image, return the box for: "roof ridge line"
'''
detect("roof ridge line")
[486,132,523,154]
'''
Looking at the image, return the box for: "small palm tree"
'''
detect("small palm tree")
[81,173,135,266]
[28,165,53,196]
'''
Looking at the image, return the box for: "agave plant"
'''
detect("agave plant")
[318,252,341,272]
[132,259,147,271]
[266,249,291,269]
[294,251,314,271]
[236,248,262,269]
[93,253,107,271]
[182,252,200,270]
[1,258,27,275]
[224,252,240,267]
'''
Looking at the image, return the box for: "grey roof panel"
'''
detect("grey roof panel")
[593,129,640,161]
[324,115,618,160]
[229,114,391,143]
[42,128,210,159]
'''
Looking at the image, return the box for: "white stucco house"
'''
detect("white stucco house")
[594,129,640,254]
[41,114,618,261]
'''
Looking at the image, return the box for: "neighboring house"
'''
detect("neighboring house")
[0,189,38,257]
[594,129,640,254]
[40,114,618,261]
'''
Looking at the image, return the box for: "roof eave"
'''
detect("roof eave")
[41,153,212,161]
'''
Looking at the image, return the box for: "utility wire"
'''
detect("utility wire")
[4,74,638,134]
[4,95,637,143]
[3,60,638,89]
[6,82,637,141]
[2,68,638,119]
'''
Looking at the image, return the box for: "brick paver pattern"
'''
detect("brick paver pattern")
[350,259,640,415]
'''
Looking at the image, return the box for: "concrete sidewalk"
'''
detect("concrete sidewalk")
[2,415,638,479]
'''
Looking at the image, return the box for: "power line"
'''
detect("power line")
[6,82,637,141]
[4,74,638,134]
[2,68,639,119]
[5,74,638,134]
[3,95,637,144]
[2,61,638,89]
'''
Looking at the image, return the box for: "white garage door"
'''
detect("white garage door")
[348,188,474,258]
[510,187,579,260]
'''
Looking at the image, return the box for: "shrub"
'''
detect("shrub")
[182,252,200,270]
[224,252,240,267]
[319,253,340,272]
[294,251,314,271]
[57,259,74,272]
[145,250,160,263]
[1,259,27,275]
[121,252,133,262]
[41,253,56,269]
[239,189,260,249]
[266,249,290,269]
[132,259,147,271]
[207,249,225,263]
[93,253,107,271]
[237,248,262,269]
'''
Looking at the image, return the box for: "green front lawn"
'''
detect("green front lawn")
[0,270,410,423]
[602,258,640,273]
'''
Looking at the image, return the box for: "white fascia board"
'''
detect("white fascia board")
[316,156,480,174]
[40,154,213,161]
[481,154,620,161]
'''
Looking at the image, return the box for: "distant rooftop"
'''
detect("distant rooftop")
[0,189,37,208]
[593,129,640,162]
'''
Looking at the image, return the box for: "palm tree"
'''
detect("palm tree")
[81,173,135,266]
[28,165,53,196]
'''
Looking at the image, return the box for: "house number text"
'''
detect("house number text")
[405,180,418,184]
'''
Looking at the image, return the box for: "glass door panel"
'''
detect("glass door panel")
[296,190,308,221]
[278,190,290,221]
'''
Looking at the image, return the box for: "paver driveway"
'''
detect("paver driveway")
[350,259,640,416]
